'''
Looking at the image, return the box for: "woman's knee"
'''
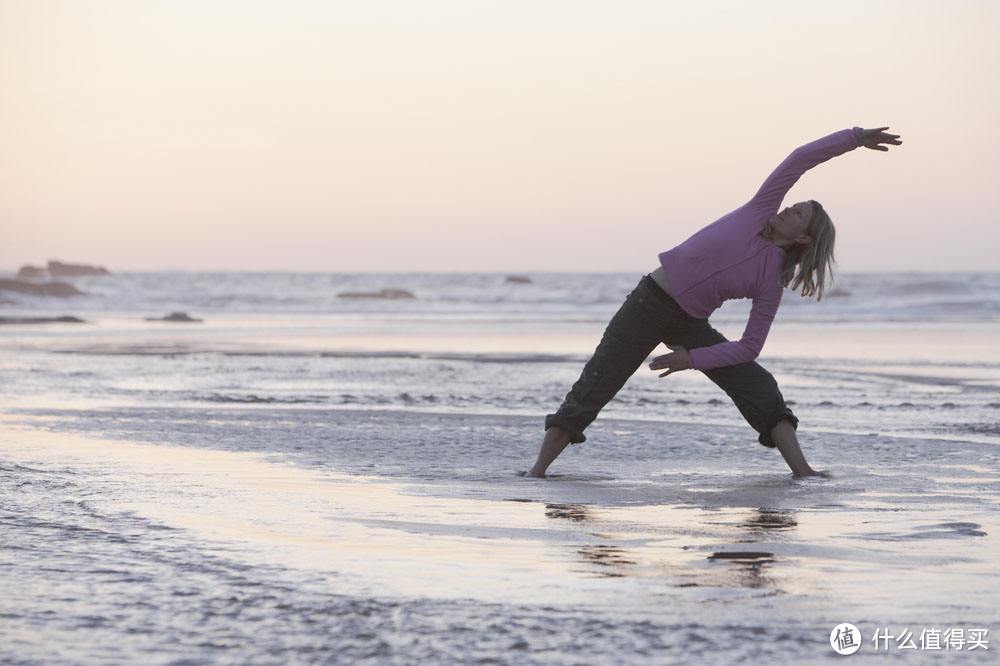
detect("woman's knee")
[758,367,779,393]
[705,361,778,395]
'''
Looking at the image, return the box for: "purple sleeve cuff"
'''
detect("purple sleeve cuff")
[852,126,863,147]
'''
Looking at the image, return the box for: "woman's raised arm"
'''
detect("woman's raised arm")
[749,126,901,216]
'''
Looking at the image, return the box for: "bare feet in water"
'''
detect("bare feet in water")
[518,469,546,478]
[794,469,833,479]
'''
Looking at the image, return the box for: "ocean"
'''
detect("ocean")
[2,270,998,664]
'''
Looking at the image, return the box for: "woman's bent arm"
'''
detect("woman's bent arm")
[686,287,782,371]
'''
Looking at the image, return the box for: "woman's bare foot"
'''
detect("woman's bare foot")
[794,468,832,479]
[771,419,824,477]
[525,426,572,478]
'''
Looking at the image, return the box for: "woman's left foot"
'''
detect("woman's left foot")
[519,468,546,478]
[794,468,832,479]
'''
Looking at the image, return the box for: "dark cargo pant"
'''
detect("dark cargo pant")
[544,274,798,448]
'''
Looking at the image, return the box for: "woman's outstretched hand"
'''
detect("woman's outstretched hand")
[859,126,902,151]
[649,345,690,378]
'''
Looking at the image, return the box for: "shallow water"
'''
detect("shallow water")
[2,271,999,663]
[3,413,998,664]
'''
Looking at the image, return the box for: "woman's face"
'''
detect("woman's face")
[767,201,814,243]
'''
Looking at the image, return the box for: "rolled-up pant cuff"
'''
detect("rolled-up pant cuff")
[544,414,587,444]
[757,410,799,448]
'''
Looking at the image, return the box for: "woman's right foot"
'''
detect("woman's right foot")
[793,468,832,479]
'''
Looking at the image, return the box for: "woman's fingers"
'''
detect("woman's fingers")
[649,357,674,370]
[651,345,690,373]
[870,129,901,147]
[861,127,902,148]
[864,137,900,151]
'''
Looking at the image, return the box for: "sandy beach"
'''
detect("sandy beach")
[2,270,999,664]
[2,406,998,664]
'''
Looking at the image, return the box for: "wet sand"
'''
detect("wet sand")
[2,410,997,664]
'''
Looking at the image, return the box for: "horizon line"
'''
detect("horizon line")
[4,266,1000,276]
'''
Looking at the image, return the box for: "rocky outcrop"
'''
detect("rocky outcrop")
[0,315,86,324]
[337,288,416,300]
[144,311,203,323]
[14,260,111,279]
[47,260,111,277]
[505,275,532,284]
[15,265,47,279]
[0,279,83,297]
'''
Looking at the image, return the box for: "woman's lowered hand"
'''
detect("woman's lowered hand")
[649,345,690,378]
[859,126,902,151]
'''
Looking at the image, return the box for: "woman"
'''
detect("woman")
[526,125,902,478]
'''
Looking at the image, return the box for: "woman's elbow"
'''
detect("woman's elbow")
[739,341,764,364]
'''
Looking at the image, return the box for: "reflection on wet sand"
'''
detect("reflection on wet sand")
[545,503,591,522]
[706,551,777,590]
[739,509,798,534]
[538,505,799,588]
[658,508,792,591]
[575,545,638,578]
[699,509,795,589]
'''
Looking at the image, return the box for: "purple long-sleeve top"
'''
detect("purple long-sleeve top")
[658,127,863,371]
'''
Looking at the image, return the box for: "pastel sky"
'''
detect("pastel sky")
[1,0,997,272]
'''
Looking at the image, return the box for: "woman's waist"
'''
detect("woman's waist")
[640,271,701,319]
[649,265,674,299]
[644,266,712,321]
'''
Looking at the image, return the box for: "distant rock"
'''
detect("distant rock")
[145,311,203,323]
[337,288,416,300]
[827,288,851,298]
[505,275,532,284]
[15,265,47,280]
[0,315,86,325]
[47,260,111,277]
[0,279,83,297]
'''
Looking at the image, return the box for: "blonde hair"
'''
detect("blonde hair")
[780,200,836,300]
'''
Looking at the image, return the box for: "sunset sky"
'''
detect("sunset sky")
[2,0,997,272]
